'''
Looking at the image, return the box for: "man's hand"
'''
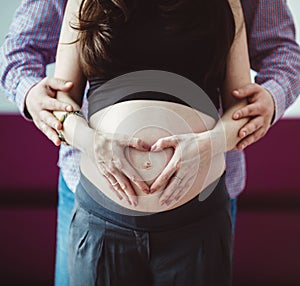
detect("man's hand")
[25,77,74,146]
[232,83,275,150]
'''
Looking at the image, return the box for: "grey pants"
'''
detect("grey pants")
[68,173,232,286]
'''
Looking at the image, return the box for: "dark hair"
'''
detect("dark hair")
[74,0,236,84]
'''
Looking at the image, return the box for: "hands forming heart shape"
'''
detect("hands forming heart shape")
[95,131,213,207]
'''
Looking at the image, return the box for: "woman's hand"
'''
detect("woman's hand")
[149,131,214,206]
[93,131,151,206]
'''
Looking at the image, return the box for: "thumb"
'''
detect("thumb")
[45,77,74,91]
[128,137,151,151]
[232,83,258,98]
[151,137,176,152]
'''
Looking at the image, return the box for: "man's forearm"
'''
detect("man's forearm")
[243,0,300,122]
[0,0,67,116]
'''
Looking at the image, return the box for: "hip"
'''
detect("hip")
[74,171,230,232]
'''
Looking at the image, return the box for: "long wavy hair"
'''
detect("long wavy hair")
[73,0,236,84]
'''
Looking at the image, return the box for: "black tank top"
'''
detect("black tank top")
[87,0,235,119]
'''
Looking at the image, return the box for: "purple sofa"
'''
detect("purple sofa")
[0,114,300,285]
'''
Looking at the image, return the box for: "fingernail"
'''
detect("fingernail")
[233,90,239,95]
[66,105,73,112]
[234,113,239,120]
[151,146,157,152]
[65,81,72,87]
[240,131,247,138]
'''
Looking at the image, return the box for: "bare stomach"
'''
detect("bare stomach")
[80,100,225,212]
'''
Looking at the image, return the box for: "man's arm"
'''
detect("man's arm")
[0,0,73,145]
[233,0,300,149]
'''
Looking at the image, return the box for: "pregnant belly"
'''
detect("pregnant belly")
[80,100,225,212]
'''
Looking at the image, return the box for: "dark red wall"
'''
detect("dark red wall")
[0,114,300,285]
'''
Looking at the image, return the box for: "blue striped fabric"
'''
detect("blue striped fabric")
[1,0,300,198]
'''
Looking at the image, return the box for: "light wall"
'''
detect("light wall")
[0,0,300,116]
[0,0,21,113]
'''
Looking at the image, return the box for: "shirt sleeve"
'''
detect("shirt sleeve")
[243,0,300,123]
[0,0,67,118]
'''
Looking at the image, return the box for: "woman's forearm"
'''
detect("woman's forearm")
[209,99,248,154]
[55,108,95,154]
[209,0,251,153]
[52,0,93,152]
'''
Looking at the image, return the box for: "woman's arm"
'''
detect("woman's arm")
[152,0,251,156]
[53,0,93,152]
[53,0,150,203]
[149,0,251,202]
[211,0,251,153]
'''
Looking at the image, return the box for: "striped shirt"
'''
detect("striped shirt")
[1,0,300,198]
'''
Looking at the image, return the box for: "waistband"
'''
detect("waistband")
[76,171,229,231]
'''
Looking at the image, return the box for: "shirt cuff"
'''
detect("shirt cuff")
[260,79,285,125]
[15,76,43,120]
